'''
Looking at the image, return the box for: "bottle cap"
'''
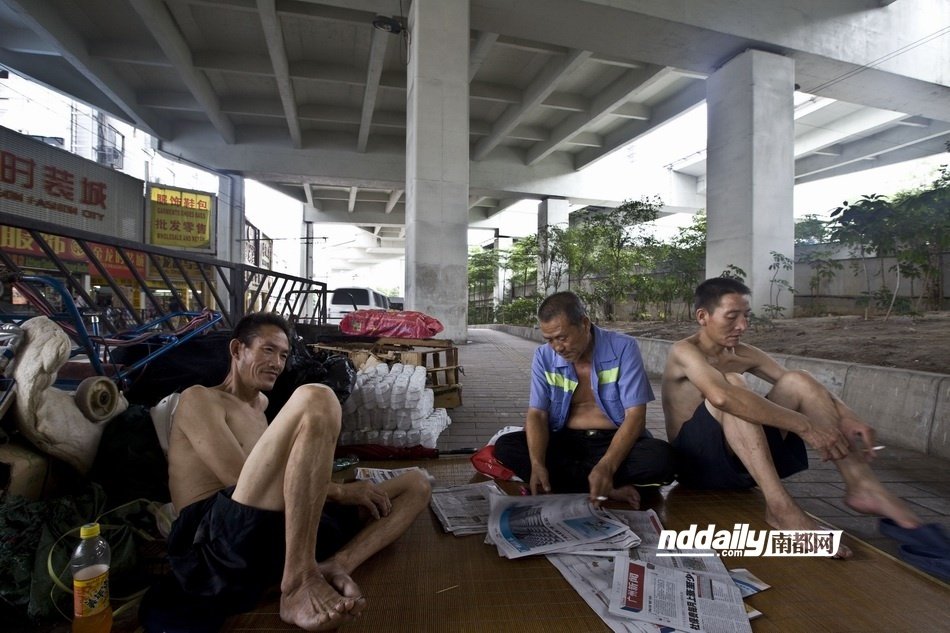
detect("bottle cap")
[80,523,100,539]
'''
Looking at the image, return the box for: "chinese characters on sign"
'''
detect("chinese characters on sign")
[0,226,147,280]
[0,126,143,240]
[148,185,215,251]
[1,150,108,221]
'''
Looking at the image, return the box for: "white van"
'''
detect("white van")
[327,287,390,323]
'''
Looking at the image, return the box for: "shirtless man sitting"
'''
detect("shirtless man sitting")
[662,277,920,556]
[164,312,431,630]
[494,291,675,508]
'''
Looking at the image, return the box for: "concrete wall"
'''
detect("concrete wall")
[795,244,950,313]
[479,324,950,460]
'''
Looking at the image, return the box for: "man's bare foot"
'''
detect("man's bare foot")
[319,560,367,617]
[844,483,921,529]
[280,567,362,631]
[607,485,640,509]
[765,501,853,559]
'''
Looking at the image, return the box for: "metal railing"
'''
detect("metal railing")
[0,211,327,335]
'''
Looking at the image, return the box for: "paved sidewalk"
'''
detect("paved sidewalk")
[437,327,950,559]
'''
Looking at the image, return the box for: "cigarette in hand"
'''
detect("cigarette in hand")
[872,445,885,451]
[594,495,608,501]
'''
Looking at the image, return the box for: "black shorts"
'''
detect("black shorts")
[672,402,808,490]
[167,487,361,605]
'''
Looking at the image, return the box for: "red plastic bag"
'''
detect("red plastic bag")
[340,309,444,338]
[470,444,516,481]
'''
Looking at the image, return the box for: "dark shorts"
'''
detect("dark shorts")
[672,402,808,490]
[494,427,676,493]
[167,487,361,605]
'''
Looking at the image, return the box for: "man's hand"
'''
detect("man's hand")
[839,415,878,462]
[587,461,615,505]
[530,465,552,496]
[799,421,850,461]
[336,481,391,519]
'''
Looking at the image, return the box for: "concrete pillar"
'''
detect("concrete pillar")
[494,235,513,307]
[217,173,245,319]
[706,49,795,315]
[405,0,469,342]
[538,198,570,295]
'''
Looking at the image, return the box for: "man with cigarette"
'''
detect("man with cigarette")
[662,277,922,557]
[494,292,676,508]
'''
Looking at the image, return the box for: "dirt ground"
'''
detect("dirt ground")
[611,312,950,375]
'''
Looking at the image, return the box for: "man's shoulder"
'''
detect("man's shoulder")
[180,383,216,399]
[669,335,700,356]
[594,326,636,349]
[177,383,230,411]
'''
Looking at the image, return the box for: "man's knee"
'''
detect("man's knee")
[724,372,748,387]
[493,431,526,461]
[289,383,341,415]
[768,370,829,405]
[631,438,676,485]
[282,383,342,437]
[402,469,432,505]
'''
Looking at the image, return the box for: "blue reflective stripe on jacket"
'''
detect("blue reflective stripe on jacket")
[528,325,654,431]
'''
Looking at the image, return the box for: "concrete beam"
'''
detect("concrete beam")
[575,77,706,169]
[796,119,950,181]
[469,31,499,81]
[527,64,665,165]
[796,134,950,183]
[4,0,168,137]
[129,0,236,144]
[358,26,389,152]
[473,48,592,160]
[794,108,905,157]
[385,190,403,214]
[257,0,303,148]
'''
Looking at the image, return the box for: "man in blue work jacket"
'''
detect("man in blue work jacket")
[495,291,675,508]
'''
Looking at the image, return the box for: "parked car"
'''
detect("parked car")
[327,287,390,323]
[388,296,404,310]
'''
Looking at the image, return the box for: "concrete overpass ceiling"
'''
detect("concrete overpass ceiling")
[1,0,947,269]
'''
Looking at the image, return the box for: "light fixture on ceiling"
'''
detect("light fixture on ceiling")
[372,15,403,34]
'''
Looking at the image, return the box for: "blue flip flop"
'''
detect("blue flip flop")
[898,544,950,583]
[879,518,950,556]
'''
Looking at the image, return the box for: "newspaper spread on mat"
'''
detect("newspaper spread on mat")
[354,466,434,485]
[487,493,636,559]
[548,509,754,633]
[429,480,505,535]
[608,553,752,633]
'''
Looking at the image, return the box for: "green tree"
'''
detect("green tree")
[507,235,539,298]
[795,214,831,245]
[663,212,707,319]
[830,193,902,319]
[891,165,950,311]
[762,251,794,321]
[797,247,842,314]
[537,224,569,295]
[574,197,663,319]
[466,247,498,324]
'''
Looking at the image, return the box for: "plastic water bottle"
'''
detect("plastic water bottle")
[71,522,112,633]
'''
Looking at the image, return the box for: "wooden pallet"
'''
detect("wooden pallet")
[312,337,462,408]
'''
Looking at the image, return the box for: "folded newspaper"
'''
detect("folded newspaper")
[487,493,640,559]
[608,555,753,633]
[548,510,757,633]
[429,480,504,535]
[354,466,434,484]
